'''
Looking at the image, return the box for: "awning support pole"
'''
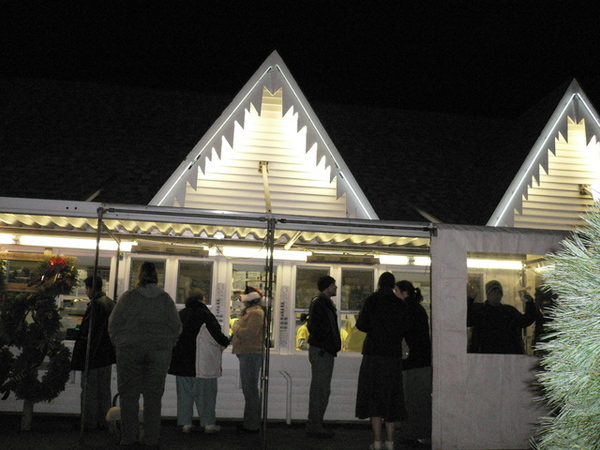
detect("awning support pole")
[260,215,276,449]
[79,207,105,446]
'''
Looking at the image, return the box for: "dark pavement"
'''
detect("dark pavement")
[0,413,431,450]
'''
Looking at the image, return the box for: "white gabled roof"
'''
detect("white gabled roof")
[150,51,378,220]
[488,80,600,229]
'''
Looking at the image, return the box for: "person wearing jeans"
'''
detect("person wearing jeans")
[231,287,265,433]
[169,290,229,433]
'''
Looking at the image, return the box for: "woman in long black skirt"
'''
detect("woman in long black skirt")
[355,272,407,450]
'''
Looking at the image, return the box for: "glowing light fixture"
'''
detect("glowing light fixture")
[0,233,14,245]
[220,246,309,261]
[378,255,431,266]
[467,259,523,270]
[17,235,133,252]
[414,256,431,266]
[378,255,410,265]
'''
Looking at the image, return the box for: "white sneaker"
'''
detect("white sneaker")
[182,425,196,433]
[204,424,222,434]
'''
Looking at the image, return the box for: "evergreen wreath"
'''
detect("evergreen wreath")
[0,256,77,403]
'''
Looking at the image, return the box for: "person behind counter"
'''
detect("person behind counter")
[108,261,182,449]
[70,275,115,431]
[467,280,536,354]
[295,313,309,351]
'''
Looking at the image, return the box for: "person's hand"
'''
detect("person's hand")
[522,291,534,303]
[467,282,477,299]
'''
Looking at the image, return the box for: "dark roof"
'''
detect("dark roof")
[0,76,541,226]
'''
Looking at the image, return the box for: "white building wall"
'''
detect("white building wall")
[430,224,567,450]
[0,349,364,425]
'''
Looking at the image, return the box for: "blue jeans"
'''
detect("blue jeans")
[176,376,218,427]
[236,353,263,430]
[115,345,172,446]
[307,345,335,432]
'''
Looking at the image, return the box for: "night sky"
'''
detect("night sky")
[2,1,600,118]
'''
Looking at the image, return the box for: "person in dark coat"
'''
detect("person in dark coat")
[467,280,536,354]
[306,275,341,439]
[396,280,432,447]
[70,275,116,430]
[355,272,407,450]
[169,289,229,434]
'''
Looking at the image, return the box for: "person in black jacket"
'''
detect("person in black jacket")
[467,280,536,354]
[396,280,432,447]
[355,272,407,450]
[169,290,229,434]
[306,275,341,439]
[70,276,116,430]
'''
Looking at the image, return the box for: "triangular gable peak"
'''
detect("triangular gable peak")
[150,51,378,220]
[488,80,600,230]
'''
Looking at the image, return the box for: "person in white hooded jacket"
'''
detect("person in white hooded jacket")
[168,289,229,434]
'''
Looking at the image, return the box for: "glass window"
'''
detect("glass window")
[230,264,276,347]
[295,267,329,309]
[294,267,329,352]
[70,255,112,299]
[176,260,213,304]
[339,268,373,353]
[5,259,39,285]
[466,252,548,355]
[340,268,374,311]
[341,312,365,352]
[129,259,166,289]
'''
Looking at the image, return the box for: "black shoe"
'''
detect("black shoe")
[236,424,260,434]
[306,429,335,439]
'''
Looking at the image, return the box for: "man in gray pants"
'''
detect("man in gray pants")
[306,276,341,439]
[109,262,182,449]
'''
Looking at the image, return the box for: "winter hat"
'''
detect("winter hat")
[317,275,335,292]
[240,291,262,303]
[485,280,503,297]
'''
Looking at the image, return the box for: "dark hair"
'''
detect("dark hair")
[377,272,396,291]
[396,280,423,302]
[84,275,103,293]
[317,275,335,292]
[184,289,204,307]
[138,261,158,286]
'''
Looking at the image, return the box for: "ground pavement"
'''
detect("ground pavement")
[0,414,431,450]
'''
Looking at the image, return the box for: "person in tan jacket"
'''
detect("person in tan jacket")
[231,286,265,433]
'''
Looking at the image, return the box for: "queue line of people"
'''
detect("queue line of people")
[70,264,432,449]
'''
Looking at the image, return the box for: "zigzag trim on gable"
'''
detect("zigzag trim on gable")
[150,51,377,219]
[488,79,600,228]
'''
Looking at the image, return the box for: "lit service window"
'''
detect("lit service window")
[466,252,551,356]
